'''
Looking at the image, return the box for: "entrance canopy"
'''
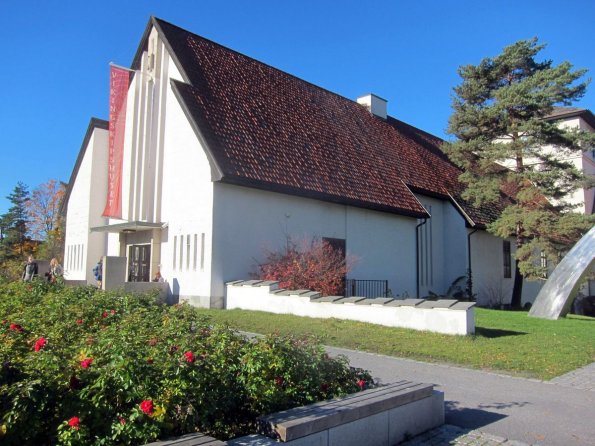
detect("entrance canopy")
[90,221,165,233]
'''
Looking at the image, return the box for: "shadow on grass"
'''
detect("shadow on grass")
[474,327,528,338]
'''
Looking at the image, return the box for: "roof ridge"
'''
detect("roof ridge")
[153,17,401,121]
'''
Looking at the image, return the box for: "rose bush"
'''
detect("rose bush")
[255,237,356,296]
[0,280,373,445]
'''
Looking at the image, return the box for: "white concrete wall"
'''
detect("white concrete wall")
[158,56,215,304]
[212,183,418,300]
[471,231,543,307]
[414,195,469,297]
[443,203,470,292]
[226,282,475,335]
[64,127,109,282]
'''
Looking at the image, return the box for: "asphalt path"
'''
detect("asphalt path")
[326,346,595,446]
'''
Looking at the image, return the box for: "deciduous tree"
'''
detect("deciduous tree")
[26,179,65,240]
[445,38,595,308]
[26,179,66,259]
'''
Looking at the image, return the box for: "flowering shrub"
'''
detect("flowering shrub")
[255,237,355,296]
[0,281,372,445]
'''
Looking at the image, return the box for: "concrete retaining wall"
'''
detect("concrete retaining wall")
[226,280,475,335]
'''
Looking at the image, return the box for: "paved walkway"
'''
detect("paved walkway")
[325,346,595,446]
[549,361,595,391]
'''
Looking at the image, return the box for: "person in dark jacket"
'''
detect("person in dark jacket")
[22,256,38,282]
[93,259,103,288]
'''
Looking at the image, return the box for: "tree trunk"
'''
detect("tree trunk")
[510,259,523,309]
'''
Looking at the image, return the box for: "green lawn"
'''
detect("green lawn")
[194,307,594,380]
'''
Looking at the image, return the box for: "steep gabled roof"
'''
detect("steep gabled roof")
[137,17,497,225]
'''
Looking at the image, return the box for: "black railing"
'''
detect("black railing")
[345,279,389,298]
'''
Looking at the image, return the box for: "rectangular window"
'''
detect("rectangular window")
[173,236,177,270]
[503,241,512,278]
[81,245,85,272]
[200,233,205,271]
[540,252,548,279]
[193,234,198,270]
[186,234,191,270]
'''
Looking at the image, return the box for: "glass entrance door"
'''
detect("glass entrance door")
[128,244,151,282]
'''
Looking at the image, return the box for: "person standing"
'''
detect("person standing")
[93,259,103,288]
[22,256,38,282]
[47,258,63,283]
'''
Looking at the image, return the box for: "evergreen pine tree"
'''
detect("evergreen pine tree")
[0,182,31,259]
[445,38,595,309]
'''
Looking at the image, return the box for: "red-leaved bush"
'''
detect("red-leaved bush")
[255,237,355,296]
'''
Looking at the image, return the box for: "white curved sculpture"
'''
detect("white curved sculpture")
[529,226,595,320]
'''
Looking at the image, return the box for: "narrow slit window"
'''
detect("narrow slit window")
[179,235,184,270]
[193,234,198,270]
[186,234,191,270]
[200,233,205,271]
[503,241,511,278]
[173,236,177,270]
[540,252,548,279]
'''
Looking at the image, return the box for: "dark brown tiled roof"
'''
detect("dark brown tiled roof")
[149,17,494,225]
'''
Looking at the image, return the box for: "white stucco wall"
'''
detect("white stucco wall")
[211,183,419,300]
[64,127,109,282]
[471,231,543,307]
[443,202,470,293]
[414,195,468,297]
[158,58,215,303]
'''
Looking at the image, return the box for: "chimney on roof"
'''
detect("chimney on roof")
[357,94,387,120]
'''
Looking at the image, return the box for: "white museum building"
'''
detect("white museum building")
[62,17,594,308]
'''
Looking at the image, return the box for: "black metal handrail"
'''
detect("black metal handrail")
[345,279,389,298]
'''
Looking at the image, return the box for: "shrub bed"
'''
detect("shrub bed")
[0,280,372,445]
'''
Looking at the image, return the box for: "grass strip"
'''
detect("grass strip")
[194,307,594,380]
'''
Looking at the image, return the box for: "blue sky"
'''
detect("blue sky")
[1,0,594,214]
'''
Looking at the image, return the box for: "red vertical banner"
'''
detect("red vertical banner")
[102,65,130,218]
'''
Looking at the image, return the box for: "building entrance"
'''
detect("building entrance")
[128,244,151,282]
